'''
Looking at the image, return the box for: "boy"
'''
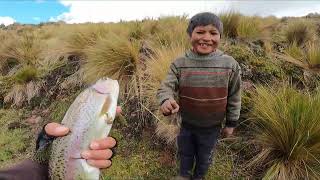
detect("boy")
[157,12,241,180]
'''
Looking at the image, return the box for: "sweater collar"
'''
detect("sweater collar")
[185,49,223,61]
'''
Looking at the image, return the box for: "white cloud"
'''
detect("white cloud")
[228,1,320,17]
[51,1,320,24]
[51,1,230,23]
[0,16,16,26]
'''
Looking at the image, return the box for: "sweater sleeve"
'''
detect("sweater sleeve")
[156,62,179,105]
[225,63,241,127]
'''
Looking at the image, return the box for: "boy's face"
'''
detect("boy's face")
[190,24,220,55]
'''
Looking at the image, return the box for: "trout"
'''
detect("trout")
[49,78,119,180]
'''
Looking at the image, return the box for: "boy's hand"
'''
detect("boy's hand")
[160,98,179,116]
[44,106,122,169]
[222,127,234,138]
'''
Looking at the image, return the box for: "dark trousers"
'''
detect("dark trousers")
[177,126,220,179]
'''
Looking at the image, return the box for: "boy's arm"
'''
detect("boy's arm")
[157,63,179,105]
[226,63,241,127]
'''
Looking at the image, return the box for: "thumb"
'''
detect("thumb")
[45,122,70,137]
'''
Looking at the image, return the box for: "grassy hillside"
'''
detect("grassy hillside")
[1,12,320,179]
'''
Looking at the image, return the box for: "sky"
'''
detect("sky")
[0,0,320,26]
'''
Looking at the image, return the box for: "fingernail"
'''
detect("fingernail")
[81,151,90,159]
[90,142,99,149]
[57,126,68,133]
[87,160,94,165]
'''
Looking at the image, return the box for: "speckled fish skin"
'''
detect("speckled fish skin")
[49,78,119,180]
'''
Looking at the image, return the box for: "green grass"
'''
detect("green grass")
[102,128,177,179]
[0,109,31,168]
[249,84,320,179]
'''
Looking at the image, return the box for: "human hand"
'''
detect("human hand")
[44,106,122,168]
[160,98,179,116]
[222,127,234,138]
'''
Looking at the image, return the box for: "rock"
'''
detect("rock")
[242,81,255,91]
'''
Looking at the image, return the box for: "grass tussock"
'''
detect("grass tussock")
[83,34,141,83]
[148,16,189,48]
[284,41,304,61]
[219,11,264,40]
[249,84,320,179]
[143,45,185,108]
[306,42,320,67]
[237,16,262,40]
[65,24,109,56]
[219,11,241,39]
[285,19,315,46]
[4,80,42,106]
[0,32,42,66]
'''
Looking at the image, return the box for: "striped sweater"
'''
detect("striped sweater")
[157,49,241,128]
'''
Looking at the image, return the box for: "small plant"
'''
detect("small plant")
[249,84,320,179]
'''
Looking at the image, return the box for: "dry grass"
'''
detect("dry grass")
[249,84,320,179]
[143,44,185,109]
[285,19,316,46]
[4,80,42,106]
[237,16,262,40]
[306,42,320,67]
[64,24,110,57]
[147,16,189,49]
[219,11,241,39]
[284,41,305,61]
[155,115,180,144]
[82,33,141,83]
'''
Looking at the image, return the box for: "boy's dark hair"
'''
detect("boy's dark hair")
[187,12,223,37]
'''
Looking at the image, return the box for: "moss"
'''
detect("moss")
[14,66,38,84]
[226,44,283,83]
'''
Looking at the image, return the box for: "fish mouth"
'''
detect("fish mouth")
[92,79,118,94]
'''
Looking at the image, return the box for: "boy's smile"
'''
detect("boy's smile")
[190,24,220,55]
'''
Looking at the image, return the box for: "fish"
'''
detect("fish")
[49,78,119,180]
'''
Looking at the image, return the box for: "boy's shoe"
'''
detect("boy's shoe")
[193,178,203,180]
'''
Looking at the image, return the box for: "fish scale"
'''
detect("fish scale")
[49,78,119,180]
